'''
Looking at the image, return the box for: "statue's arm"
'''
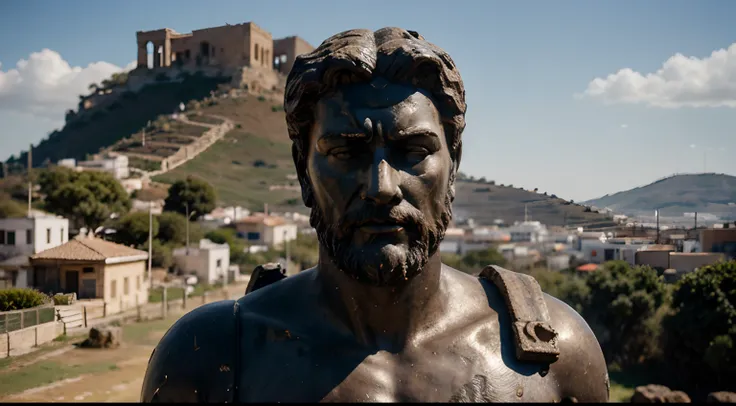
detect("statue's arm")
[140,300,240,403]
[545,295,610,403]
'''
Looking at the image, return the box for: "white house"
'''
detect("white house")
[0,215,70,288]
[235,215,298,247]
[76,154,130,180]
[580,237,653,266]
[506,221,549,243]
[439,227,465,254]
[172,239,230,285]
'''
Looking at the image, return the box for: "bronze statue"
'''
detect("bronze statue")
[141,27,609,403]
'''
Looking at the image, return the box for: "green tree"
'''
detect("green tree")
[583,260,668,368]
[163,177,216,220]
[527,268,590,314]
[441,247,507,275]
[111,212,159,247]
[0,194,26,219]
[662,261,736,392]
[39,167,130,230]
[157,211,202,245]
[140,239,174,270]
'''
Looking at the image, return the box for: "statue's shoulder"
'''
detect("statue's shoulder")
[140,300,239,403]
[478,265,610,402]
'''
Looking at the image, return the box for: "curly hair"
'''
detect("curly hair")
[284,27,467,206]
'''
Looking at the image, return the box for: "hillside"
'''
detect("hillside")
[4,72,229,170]
[152,95,301,213]
[585,173,736,217]
[453,180,617,228]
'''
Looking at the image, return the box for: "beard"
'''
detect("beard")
[311,192,453,287]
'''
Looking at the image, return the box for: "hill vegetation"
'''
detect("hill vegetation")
[585,173,736,217]
[4,71,229,171]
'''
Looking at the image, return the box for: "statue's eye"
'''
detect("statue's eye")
[406,146,430,160]
[330,147,355,160]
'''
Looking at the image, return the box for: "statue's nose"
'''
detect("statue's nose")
[361,158,402,205]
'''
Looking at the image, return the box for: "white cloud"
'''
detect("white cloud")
[620,124,628,129]
[0,49,135,121]
[578,42,736,108]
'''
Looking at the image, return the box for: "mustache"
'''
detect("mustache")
[338,201,427,235]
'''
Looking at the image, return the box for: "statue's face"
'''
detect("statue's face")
[306,79,454,286]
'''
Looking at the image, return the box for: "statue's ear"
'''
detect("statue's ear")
[449,140,463,198]
[292,143,314,208]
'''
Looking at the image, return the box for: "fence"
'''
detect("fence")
[0,303,56,334]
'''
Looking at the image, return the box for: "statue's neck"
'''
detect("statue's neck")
[316,245,445,352]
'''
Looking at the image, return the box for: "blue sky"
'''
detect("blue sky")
[1,0,735,202]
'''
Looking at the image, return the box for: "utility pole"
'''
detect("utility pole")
[694,211,698,231]
[655,209,660,244]
[185,202,190,256]
[148,201,153,288]
[524,204,528,223]
[27,144,32,217]
[284,229,291,275]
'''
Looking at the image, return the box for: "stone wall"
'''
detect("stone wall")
[147,117,234,177]
[0,320,64,358]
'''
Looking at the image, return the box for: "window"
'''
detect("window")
[46,228,51,244]
[124,277,129,295]
[7,231,15,246]
[0,230,4,244]
[216,259,222,268]
[26,229,32,244]
[247,232,260,241]
[111,280,117,298]
[83,267,94,274]
[60,228,65,242]
[185,50,191,59]
[254,44,259,61]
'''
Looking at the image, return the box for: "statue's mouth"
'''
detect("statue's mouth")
[359,222,405,234]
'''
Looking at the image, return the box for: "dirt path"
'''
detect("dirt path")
[0,317,174,402]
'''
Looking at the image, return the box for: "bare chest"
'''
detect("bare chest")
[236,326,560,402]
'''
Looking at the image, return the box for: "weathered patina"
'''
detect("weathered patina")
[141,27,609,403]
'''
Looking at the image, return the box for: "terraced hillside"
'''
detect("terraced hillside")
[151,95,302,213]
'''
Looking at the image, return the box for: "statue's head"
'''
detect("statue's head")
[285,27,466,286]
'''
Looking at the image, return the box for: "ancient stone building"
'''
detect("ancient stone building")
[136,22,314,74]
[273,36,315,75]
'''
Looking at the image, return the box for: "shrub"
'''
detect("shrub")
[257,95,266,102]
[0,288,51,311]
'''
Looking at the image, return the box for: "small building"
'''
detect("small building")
[29,236,149,314]
[76,154,130,180]
[506,221,549,243]
[700,227,736,260]
[172,239,230,285]
[0,215,70,288]
[235,215,297,247]
[439,227,465,254]
[580,237,654,266]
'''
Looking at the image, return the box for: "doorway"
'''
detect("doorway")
[65,271,79,296]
